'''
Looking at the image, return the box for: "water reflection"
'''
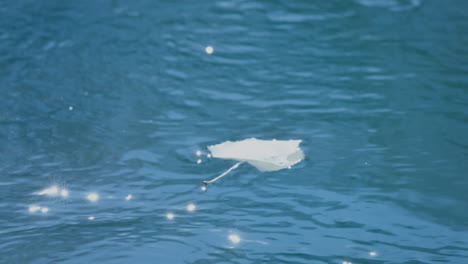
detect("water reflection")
[186,203,196,212]
[37,186,59,196]
[87,193,99,202]
[228,234,241,244]
[28,205,42,213]
[60,189,69,198]
[166,213,175,220]
[28,205,49,214]
[205,46,214,54]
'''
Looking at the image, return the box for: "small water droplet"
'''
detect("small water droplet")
[197,159,202,164]
[125,194,133,201]
[68,106,73,111]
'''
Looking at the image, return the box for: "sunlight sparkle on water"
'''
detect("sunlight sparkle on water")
[87,192,99,202]
[207,154,212,158]
[38,185,59,196]
[40,207,49,213]
[196,150,202,156]
[186,203,196,212]
[369,251,377,256]
[28,205,42,213]
[88,216,95,220]
[205,46,214,54]
[197,159,202,164]
[166,213,175,220]
[342,261,352,264]
[229,234,241,244]
[201,185,207,192]
[125,194,132,201]
[60,189,69,198]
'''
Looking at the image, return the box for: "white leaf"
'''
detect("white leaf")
[208,138,304,172]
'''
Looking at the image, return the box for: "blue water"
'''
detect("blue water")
[1,0,468,263]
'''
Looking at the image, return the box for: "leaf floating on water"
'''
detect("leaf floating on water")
[203,138,305,186]
[208,138,304,172]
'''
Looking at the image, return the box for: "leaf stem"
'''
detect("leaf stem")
[203,161,244,186]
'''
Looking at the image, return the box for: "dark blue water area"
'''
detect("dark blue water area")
[1,0,468,263]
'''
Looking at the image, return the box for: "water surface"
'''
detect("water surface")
[1,0,468,263]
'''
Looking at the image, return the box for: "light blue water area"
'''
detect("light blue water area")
[1,0,468,263]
